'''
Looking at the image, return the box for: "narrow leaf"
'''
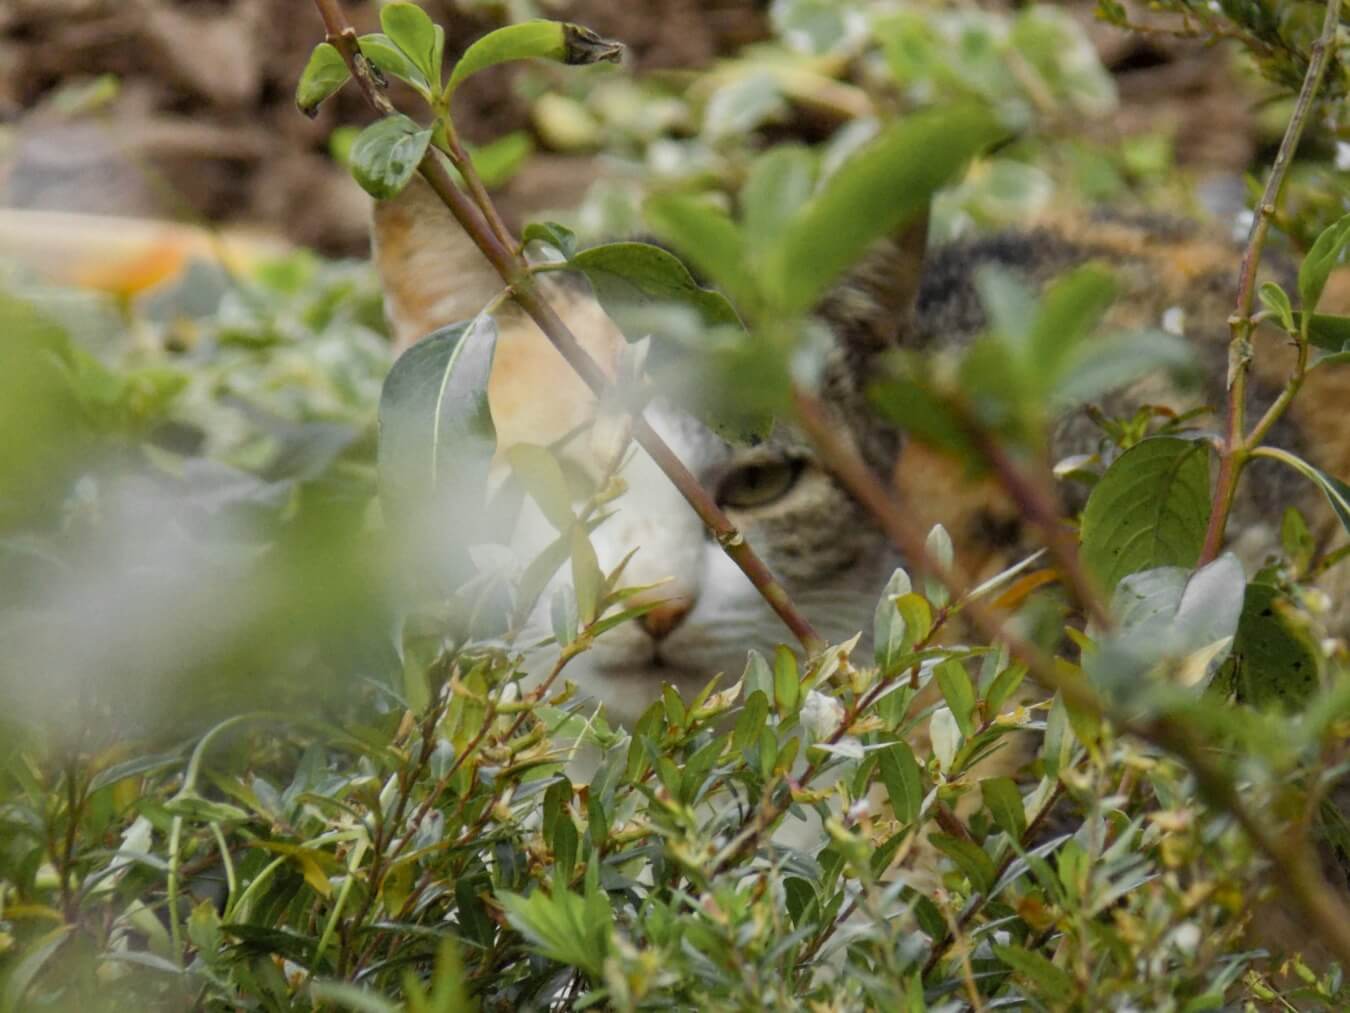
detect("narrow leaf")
[878,740,923,823]
[930,833,996,894]
[981,776,1027,839]
[1254,445,1350,535]
[992,942,1075,1002]
[934,659,977,737]
[570,525,602,625]
[378,316,498,588]
[774,645,801,716]
[1298,211,1350,312]
[873,568,914,671]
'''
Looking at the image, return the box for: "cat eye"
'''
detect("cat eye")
[717,460,804,510]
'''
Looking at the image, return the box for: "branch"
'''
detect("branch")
[309,0,823,655]
[791,386,1350,971]
[1198,0,1342,564]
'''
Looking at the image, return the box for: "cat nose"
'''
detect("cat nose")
[639,595,695,641]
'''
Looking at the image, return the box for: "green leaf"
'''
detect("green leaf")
[878,740,923,823]
[1095,555,1246,691]
[934,659,977,737]
[447,21,623,96]
[733,690,770,753]
[498,886,610,980]
[570,525,603,626]
[773,645,801,716]
[309,982,400,1013]
[1027,264,1117,385]
[643,195,754,307]
[1298,211,1350,312]
[873,568,914,672]
[358,33,428,93]
[2,927,75,1013]
[572,241,745,342]
[981,776,1027,839]
[924,524,954,606]
[1081,436,1211,590]
[506,443,574,531]
[1053,328,1194,408]
[381,2,445,92]
[522,221,578,260]
[869,374,977,460]
[1259,281,1295,334]
[930,833,996,894]
[1221,583,1321,709]
[766,104,1002,314]
[349,114,434,200]
[992,942,1075,1003]
[296,43,350,116]
[742,145,817,254]
[895,594,934,647]
[976,267,1037,345]
[550,587,579,647]
[1253,446,1350,535]
[1281,506,1315,574]
[468,132,534,189]
[1295,311,1350,353]
[378,315,498,585]
[985,662,1026,714]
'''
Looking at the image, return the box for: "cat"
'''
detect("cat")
[373,176,1350,727]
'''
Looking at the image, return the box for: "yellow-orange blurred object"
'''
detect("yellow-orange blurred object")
[0,209,287,298]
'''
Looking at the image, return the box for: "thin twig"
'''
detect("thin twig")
[1198,0,1342,564]
[792,387,1350,970]
[311,0,823,656]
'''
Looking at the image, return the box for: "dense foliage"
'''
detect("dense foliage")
[2,2,1349,1010]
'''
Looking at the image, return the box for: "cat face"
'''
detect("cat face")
[373,179,922,725]
[513,396,897,727]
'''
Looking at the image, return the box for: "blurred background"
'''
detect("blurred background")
[3,0,1325,256]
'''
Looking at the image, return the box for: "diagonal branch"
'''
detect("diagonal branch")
[309,0,823,655]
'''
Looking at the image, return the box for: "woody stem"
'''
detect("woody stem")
[310,0,823,655]
[1198,0,1341,564]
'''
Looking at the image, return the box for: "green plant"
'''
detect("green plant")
[1,2,1349,1010]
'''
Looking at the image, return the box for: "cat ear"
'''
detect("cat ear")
[816,209,929,356]
[371,177,505,353]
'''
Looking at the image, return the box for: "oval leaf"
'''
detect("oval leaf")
[1081,436,1211,591]
[571,241,744,342]
[358,33,428,92]
[350,114,434,200]
[378,316,498,586]
[296,43,351,116]
[447,21,623,96]
[767,104,1002,314]
[380,2,445,90]
[1222,582,1321,709]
